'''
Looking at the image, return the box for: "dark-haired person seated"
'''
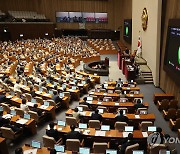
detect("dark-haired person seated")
[134,99,145,110]
[66,124,82,140]
[0,112,9,127]
[81,97,91,109]
[15,147,23,154]
[52,91,62,106]
[3,119,22,133]
[31,104,43,116]
[119,133,136,154]
[46,122,60,141]
[91,109,102,122]
[115,109,129,123]
[29,86,36,97]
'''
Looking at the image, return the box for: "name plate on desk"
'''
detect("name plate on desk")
[95,130,106,136]
[123,132,132,137]
[135,115,140,119]
[27,102,35,107]
[90,92,94,95]
[142,132,148,137]
[39,105,48,109]
[115,103,119,106]
[79,112,86,116]
[87,101,92,104]
[129,94,134,97]
[127,87,130,90]
[97,102,102,105]
[103,93,107,96]
[83,130,90,135]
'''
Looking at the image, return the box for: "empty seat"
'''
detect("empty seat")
[25,93,32,102]
[169,99,178,109]
[157,99,169,111]
[125,143,139,154]
[79,105,89,111]
[35,96,44,104]
[149,144,166,154]
[89,120,101,129]
[169,118,180,131]
[15,108,24,117]
[66,116,77,126]
[163,108,176,120]
[66,139,80,152]
[93,142,109,153]
[139,121,153,131]
[114,122,128,131]
[43,135,62,148]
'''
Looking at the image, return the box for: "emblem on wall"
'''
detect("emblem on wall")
[141,8,148,31]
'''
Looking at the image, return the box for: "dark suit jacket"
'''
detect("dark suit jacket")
[66,130,82,140]
[115,115,129,122]
[134,103,145,110]
[30,90,36,97]
[120,139,136,154]
[3,124,21,132]
[46,128,59,141]
[52,95,62,104]
[91,113,102,122]
[31,108,42,116]
[81,101,90,108]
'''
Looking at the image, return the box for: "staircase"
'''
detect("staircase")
[135,57,153,84]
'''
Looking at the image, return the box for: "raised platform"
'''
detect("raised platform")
[83,60,109,76]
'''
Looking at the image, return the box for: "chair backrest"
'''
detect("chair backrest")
[120,98,128,103]
[27,81,33,87]
[89,120,101,129]
[176,109,180,119]
[114,122,127,131]
[15,90,22,98]
[93,142,108,153]
[149,144,166,154]
[100,89,106,93]
[0,127,15,140]
[160,99,169,110]
[25,93,32,102]
[66,116,77,126]
[175,118,180,130]
[42,87,48,93]
[115,90,121,94]
[166,108,177,120]
[46,100,56,107]
[92,96,98,100]
[118,107,128,113]
[125,143,139,154]
[43,135,56,148]
[169,100,178,109]
[28,111,38,122]
[66,139,80,152]
[34,84,39,91]
[35,96,44,104]
[15,108,24,117]
[1,103,10,113]
[140,121,153,131]
[79,105,89,111]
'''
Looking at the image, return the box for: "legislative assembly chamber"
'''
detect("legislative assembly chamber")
[0,0,180,154]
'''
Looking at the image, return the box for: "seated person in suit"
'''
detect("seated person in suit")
[115,109,129,122]
[115,84,122,90]
[31,104,43,116]
[3,119,22,132]
[81,97,90,109]
[66,124,82,140]
[46,122,59,141]
[91,109,102,122]
[134,99,144,110]
[119,133,136,154]
[0,93,7,103]
[72,107,82,121]
[123,47,130,55]
[0,112,9,127]
[20,99,29,113]
[52,91,62,104]
[15,147,23,154]
[29,86,36,97]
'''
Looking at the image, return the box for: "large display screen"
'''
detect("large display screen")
[164,19,180,85]
[56,12,107,23]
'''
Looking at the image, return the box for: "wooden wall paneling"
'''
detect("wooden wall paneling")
[160,0,180,106]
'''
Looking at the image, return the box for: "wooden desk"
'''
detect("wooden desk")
[66,109,155,123]
[0,137,9,154]
[153,93,174,104]
[125,94,144,101]
[89,92,119,100]
[11,115,37,135]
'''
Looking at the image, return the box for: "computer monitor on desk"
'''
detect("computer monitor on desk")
[31,140,41,149]
[54,144,65,152]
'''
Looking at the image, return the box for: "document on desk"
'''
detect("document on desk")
[95,130,106,136]
[6,95,13,99]
[83,130,90,135]
[78,84,83,87]
[123,132,132,138]
[16,119,29,124]
[129,94,134,97]
[87,101,92,104]
[142,132,148,137]
[75,128,80,132]
[79,112,86,116]
[24,149,37,154]
[135,115,140,119]
[97,102,102,105]
[27,102,35,107]
[127,87,130,90]
[39,105,48,109]
[115,103,119,106]
[2,114,13,119]
[90,92,94,95]
[103,93,107,96]
[44,93,50,97]
[12,97,19,101]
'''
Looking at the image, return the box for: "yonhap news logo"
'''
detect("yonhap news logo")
[147,133,180,146]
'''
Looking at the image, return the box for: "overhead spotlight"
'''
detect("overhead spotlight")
[45,33,49,36]
[114,30,117,32]
[20,34,24,37]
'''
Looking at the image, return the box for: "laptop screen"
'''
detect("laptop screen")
[98,108,104,114]
[82,81,86,84]
[72,86,77,90]
[79,147,90,154]
[101,125,110,131]
[24,113,30,120]
[49,90,53,95]
[133,150,144,154]
[62,84,66,89]
[140,110,147,115]
[104,84,108,88]
[31,98,36,103]
[54,144,65,152]
[79,123,88,129]
[148,126,156,132]
[10,110,16,116]
[54,82,57,86]
[125,126,134,132]
[159,150,171,154]
[44,102,49,106]
[77,107,83,112]
[57,120,66,126]
[79,75,83,78]
[59,93,64,98]
[108,90,113,94]
[31,140,41,148]
[106,149,118,154]
[87,97,93,101]
[0,106,3,112]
